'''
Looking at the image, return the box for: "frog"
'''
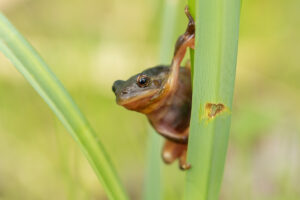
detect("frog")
[112,7,195,170]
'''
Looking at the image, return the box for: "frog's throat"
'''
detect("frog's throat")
[117,82,174,114]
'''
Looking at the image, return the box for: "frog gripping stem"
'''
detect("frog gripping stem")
[174,7,195,56]
[157,6,194,170]
[167,6,195,93]
[112,7,195,171]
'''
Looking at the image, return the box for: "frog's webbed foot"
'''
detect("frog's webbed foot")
[162,140,191,170]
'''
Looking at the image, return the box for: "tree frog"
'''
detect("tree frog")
[112,7,195,170]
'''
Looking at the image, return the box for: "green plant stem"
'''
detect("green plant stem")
[143,127,162,200]
[185,0,241,200]
[0,13,128,200]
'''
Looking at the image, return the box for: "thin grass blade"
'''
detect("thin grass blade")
[0,13,128,200]
[185,0,241,199]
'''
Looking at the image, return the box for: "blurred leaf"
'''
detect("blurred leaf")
[0,13,128,200]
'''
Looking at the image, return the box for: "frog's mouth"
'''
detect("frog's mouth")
[116,89,160,111]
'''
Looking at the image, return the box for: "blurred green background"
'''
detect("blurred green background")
[0,0,299,199]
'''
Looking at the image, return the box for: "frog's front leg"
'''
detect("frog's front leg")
[162,140,186,164]
[167,6,195,92]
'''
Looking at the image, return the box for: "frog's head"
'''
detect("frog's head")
[112,65,169,112]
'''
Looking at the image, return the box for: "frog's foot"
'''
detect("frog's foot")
[179,149,191,170]
[185,5,195,36]
[162,140,186,164]
[174,6,195,56]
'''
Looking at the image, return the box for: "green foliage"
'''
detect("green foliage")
[1,0,299,199]
[0,13,128,200]
[185,0,241,199]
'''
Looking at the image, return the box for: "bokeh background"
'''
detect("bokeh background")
[0,0,299,199]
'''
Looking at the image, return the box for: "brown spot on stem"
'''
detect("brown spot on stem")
[205,103,225,118]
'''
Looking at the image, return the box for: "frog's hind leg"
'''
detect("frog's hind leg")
[179,147,191,170]
[162,140,186,164]
[162,140,191,170]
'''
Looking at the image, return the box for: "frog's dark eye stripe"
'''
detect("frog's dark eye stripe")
[136,75,151,88]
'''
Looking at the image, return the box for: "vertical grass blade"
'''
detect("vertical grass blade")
[143,128,162,200]
[143,0,179,199]
[185,0,241,199]
[0,13,128,200]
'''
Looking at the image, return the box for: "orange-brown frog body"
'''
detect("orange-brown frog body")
[112,7,195,170]
[112,65,192,169]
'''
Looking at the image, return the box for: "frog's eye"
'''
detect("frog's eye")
[136,75,151,88]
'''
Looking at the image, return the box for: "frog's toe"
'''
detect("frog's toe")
[178,149,191,170]
[179,162,191,170]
